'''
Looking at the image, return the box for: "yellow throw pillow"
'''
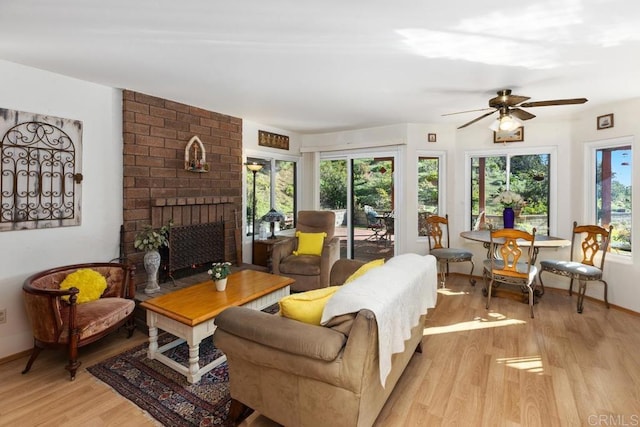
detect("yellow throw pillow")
[345,258,385,284]
[293,231,327,256]
[279,286,340,325]
[59,269,108,304]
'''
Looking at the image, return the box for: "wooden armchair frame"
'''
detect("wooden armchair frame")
[22,262,136,380]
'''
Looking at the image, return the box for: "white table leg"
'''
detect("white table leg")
[147,313,158,359]
[187,340,201,384]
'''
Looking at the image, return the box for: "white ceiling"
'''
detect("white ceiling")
[1,0,640,134]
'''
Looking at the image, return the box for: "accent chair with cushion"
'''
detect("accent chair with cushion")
[22,262,136,380]
[484,227,538,318]
[426,213,475,287]
[538,221,613,313]
[271,210,340,292]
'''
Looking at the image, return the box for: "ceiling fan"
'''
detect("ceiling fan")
[445,89,588,131]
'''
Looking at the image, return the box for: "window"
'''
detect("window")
[246,156,297,237]
[275,160,297,230]
[417,156,440,236]
[470,151,551,234]
[594,144,632,255]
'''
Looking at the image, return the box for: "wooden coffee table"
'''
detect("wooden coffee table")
[140,269,293,383]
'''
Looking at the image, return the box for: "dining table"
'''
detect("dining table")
[460,229,571,297]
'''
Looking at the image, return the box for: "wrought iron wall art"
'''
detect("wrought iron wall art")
[258,130,289,150]
[0,108,83,231]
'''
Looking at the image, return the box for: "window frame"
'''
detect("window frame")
[584,136,634,263]
[244,150,300,238]
[416,149,446,239]
[465,145,558,235]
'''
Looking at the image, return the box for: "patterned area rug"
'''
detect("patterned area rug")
[88,303,279,426]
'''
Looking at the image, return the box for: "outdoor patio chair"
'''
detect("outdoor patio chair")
[364,205,385,242]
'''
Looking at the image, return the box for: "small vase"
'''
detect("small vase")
[214,277,228,292]
[503,207,515,229]
[143,250,161,294]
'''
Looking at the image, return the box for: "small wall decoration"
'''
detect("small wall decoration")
[258,130,289,150]
[597,113,614,130]
[184,136,209,172]
[428,133,437,143]
[0,108,83,231]
[494,127,524,143]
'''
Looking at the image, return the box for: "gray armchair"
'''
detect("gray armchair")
[271,210,340,292]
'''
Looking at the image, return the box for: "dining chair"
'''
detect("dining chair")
[538,221,613,313]
[484,227,537,318]
[426,214,475,288]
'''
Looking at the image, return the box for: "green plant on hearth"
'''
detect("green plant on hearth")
[134,221,172,252]
[208,261,232,281]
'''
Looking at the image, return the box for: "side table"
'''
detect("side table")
[253,236,293,272]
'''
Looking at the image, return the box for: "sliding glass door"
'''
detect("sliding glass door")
[320,153,396,262]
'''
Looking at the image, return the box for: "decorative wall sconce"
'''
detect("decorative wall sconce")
[184,136,209,172]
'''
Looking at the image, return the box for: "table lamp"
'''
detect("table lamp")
[262,208,285,239]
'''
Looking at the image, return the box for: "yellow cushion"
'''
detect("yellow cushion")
[59,269,108,304]
[345,258,385,284]
[279,286,340,325]
[293,231,327,256]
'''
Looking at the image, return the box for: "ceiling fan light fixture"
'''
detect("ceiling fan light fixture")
[489,114,522,132]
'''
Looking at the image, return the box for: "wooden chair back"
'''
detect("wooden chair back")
[570,221,613,269]
[488,228,537,281]
[426,214,450,250]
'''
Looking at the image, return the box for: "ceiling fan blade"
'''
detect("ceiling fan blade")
[442,107,493,117]
[510,108,536,121]
[520,98,588,108]
[457,110,497,129]
[489,92,530,107]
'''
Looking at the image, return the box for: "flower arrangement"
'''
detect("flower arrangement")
[494,190,524,209]
[208,261,232,281]
[134,222,171,252]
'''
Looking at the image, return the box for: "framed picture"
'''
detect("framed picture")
[597,113,614,130]
[494,126,524,143]
[427,133,437,143]
[258,130,289,150]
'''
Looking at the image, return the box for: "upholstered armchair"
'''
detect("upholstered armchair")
[22,262,136,380]
[271,210,340,292]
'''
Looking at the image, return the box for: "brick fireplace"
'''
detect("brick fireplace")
[122,90,243,287]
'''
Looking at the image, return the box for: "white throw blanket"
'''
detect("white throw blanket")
[320,254,438,387]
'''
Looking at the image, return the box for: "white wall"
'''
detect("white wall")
[300,107,639,313]
[0,61,123,359]
[568,98,640,312]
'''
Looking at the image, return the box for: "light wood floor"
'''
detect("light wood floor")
[2,275,639,426]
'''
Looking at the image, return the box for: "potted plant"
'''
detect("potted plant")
[134,222,171,294]
[208,261,232,291]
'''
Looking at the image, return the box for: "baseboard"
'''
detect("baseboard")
[447,272,640,316]
[0,349,30,366]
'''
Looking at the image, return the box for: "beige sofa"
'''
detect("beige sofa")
[213,256,438,426]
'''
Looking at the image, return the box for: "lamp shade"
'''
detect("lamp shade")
[262,208,285,239]
[262,208,285,223]
[245,162,264,172]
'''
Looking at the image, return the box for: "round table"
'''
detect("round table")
[460,230,570,297]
